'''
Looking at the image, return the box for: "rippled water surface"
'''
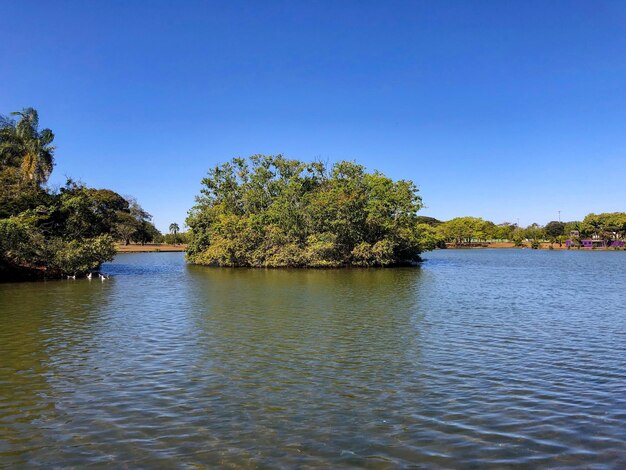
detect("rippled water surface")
[1,250,625,468]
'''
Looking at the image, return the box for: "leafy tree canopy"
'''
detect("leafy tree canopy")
[545,221,565,238]
[581,212,626,240]
[186,155,437,267]
[436,217,495,244]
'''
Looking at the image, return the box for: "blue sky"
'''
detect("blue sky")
[2,1,625,231]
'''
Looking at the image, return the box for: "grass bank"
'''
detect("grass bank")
[117,244,187,253]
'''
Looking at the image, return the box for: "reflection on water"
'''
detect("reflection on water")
[1,250,625,467]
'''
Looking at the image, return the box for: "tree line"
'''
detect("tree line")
[424,213,626,249]
[0,108,160,280]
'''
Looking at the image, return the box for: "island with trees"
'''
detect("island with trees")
[186,155,440,267]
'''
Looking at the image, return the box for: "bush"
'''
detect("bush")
[50,235,117,275]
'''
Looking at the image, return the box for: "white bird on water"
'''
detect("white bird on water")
[67,274,76,280]
[86,272,92,280]
[99,273,109,281]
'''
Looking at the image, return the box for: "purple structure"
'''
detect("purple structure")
[565,239,625,248]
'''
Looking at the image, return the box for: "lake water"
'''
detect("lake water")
[1,249,625,468]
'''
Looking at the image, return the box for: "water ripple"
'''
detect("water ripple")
[0,250,625,467]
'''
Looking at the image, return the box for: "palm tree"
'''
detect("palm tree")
[169,223,180,245]
[0,108,56,187]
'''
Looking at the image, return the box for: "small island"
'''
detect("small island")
[185,155,440,267]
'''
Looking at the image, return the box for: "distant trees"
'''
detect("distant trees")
[115,196,158,245]
[436,217,496,245]
[545,221,565,246]
[433,213,626,249]
[133,220,161,245]
[415,216,442,227]
[187,155,438,267]
[581,213,626,241]
[494,223,517,241]
[157,231,189,245]
[522,223,545,249]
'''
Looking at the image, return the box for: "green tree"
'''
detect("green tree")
[523,223,545,249]
[582,213,626,241]
[186,155,430,267]
[511,226,525,247]
[114,196,153,245]
[169,223,180,244]
[493,223,516,241]
[436,217,491,245]
[545,221,565,246]
[0,108,55,187]
[132,221,161,245]
[415,216,442,227]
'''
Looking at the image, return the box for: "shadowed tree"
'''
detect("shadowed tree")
[545,221,565,246]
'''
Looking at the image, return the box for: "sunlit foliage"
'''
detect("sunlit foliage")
[187,155,437,267]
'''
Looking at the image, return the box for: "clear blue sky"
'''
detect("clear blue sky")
[2,1,625,231]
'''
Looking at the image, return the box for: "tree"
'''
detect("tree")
[436,217,491,245]
[0,108,55,187]
[523,223,545,249]
[493,223,516,241]
[511,226,525,247]
[186,155,431,267]
[115,212,140,246]
[415,216,442,227]
[1,109,56,220]
[114,196,153,245]
[169,223,180,244]
[132,221,161,245]
[582,213,626,241]
[545,221,565,246]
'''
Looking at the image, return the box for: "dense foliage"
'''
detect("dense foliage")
[186,155,438,267]
[0,108,158,280]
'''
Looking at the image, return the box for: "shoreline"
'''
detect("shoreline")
[116,244,187,253]
[115,242,624,254]
[445,242,623,251]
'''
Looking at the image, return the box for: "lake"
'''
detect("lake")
[1,249,625,468]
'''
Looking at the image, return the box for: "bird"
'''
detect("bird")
[86,272,92,280]
[67,274,76,280]
[99,273,108,281]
